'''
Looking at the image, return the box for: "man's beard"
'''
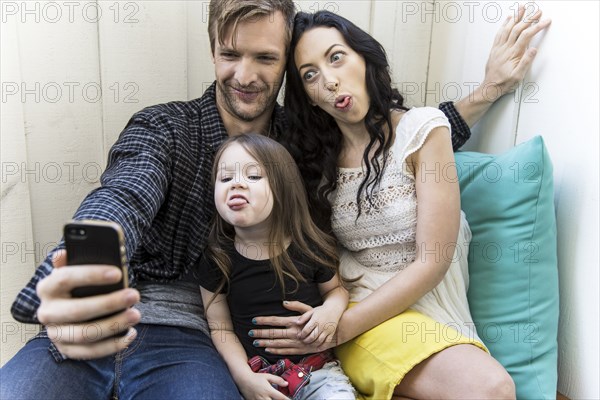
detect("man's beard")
[217,81,279,122]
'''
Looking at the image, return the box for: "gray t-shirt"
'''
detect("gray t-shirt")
[135,280,209,337]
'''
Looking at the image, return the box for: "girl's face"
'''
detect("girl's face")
[294,27,370,129]
[214,142,274,231]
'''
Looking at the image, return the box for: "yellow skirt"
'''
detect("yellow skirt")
[334,307,488,400]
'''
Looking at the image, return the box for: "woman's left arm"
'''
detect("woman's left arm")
[335,126,460,344]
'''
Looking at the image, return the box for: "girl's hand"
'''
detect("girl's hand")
[296,305,338,347]
[238,371,289,400]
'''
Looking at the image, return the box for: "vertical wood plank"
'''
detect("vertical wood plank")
[427,1,520,152]
[14,0,105,272]
[1,13,38,366]
[187,0,214,100]
[99,1,188,152]
[515,2,600,399]
[372,0,432,107]
[294,0,372,30]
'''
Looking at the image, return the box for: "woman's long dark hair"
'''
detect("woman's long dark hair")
[282,10,408,233]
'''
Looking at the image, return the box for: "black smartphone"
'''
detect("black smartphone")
[64,220,129,298]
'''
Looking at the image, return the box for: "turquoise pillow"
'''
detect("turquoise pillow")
[455,136,559,399]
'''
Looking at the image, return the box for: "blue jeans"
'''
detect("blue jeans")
[295,361,356,400]
[0,324,241,400]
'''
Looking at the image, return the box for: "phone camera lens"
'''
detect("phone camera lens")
[79,229,86,235]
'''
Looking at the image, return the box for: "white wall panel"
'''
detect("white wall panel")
[295,0,372,31]
[187,1,214,100]
[15,2,105,272]
[427,1,520,152]
[515,2,600,399]
[1,17,40,365]
[372,1,432,107]
[99,1,188,151]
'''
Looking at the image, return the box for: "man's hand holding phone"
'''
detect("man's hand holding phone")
[35,221,142,360]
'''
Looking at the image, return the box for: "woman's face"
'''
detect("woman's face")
[294,27,370,129]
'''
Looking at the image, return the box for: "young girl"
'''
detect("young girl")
[197,134,355,400]
[253,10,516,400]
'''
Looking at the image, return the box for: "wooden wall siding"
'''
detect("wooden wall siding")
[427,1,521,153]
[515,3,599,399]
[16,3,105,259]
[372,1,434,107]
[1,17,40,365]
[186,0,214,100]
[99,2,189,152]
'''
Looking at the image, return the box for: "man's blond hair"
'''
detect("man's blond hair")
[208,0,296,54]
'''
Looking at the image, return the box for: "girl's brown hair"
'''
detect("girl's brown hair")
[205,133,340,307]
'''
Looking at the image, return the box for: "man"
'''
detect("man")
[1,1,550,398]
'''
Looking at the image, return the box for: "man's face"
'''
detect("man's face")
[213,11,287,123]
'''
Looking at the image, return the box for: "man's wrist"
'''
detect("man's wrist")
[475,81,504,104]
[453,84,498,129]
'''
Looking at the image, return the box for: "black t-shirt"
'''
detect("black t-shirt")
[197,243,335,363]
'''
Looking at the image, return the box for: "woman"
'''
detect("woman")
[278,11,515,400]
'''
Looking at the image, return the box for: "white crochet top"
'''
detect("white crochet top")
[331,107,482,342]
